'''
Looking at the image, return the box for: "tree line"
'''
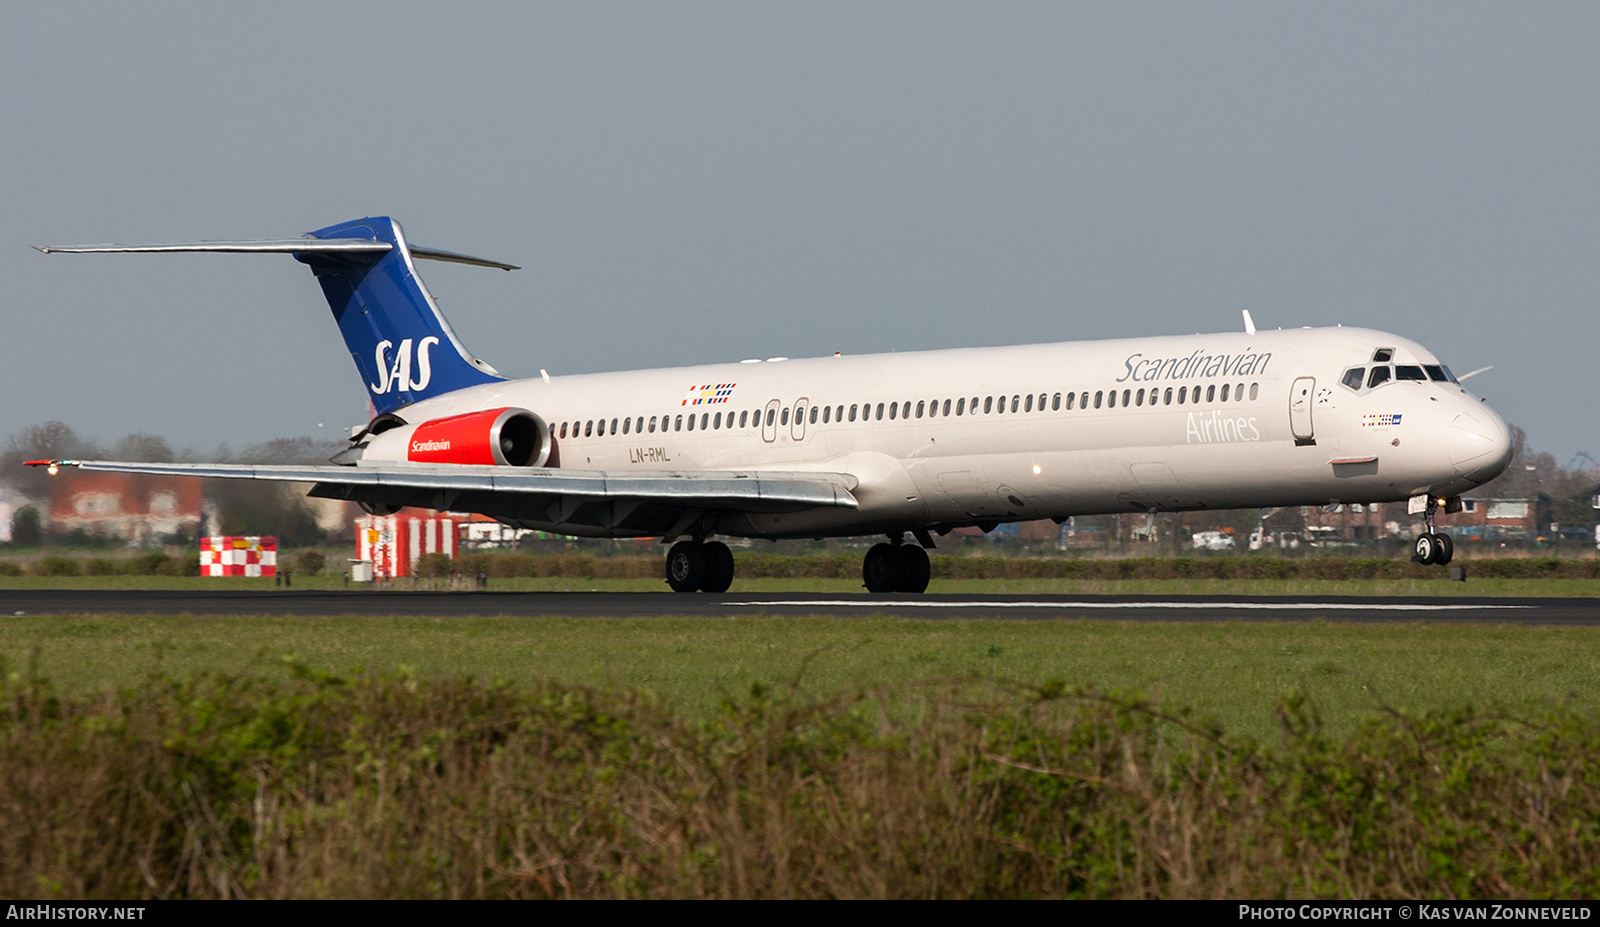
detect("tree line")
[1,421,346,547]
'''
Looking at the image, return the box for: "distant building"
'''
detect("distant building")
[1436,498,1535,541]
[947,518,1107,548]
[48,471,202,544]
[1299,502,1394,544]
[459,512,539,548]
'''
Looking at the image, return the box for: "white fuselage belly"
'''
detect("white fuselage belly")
[361,326,1512,539]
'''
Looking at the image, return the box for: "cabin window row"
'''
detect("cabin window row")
[555,381,1262,439]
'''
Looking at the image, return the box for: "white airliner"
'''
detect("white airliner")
[31,217,1514,592]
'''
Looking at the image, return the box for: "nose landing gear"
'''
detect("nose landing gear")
[1412,531,1454,565]
[1410,497,1455,566]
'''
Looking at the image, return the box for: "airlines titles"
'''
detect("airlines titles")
[1186,411,1261,444]
[1118,349,1272,383]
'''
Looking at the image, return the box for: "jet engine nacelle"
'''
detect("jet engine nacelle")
[398,407,551,467]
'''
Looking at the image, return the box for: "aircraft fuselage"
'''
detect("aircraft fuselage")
[358,324,1512,539]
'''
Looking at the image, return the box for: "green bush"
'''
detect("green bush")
[129,551,171,576]
[437,553,661,579]
[413,552,453,578]
[0,562,20,576]
[294,550,327,576]
[917,555,1600,582]
[34,556,79,577]
[85,559,117,576]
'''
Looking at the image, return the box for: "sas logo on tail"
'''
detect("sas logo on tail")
[369,337,440,394]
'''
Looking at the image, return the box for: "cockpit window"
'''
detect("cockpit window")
[1396,365,1426,381]
[1432,364,1459,383]
[1341,367,1365,390]
[1367,366,1392,388]
[1424,365,1448,382]
[1372,348,1394,363]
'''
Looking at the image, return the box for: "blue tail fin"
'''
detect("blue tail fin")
[297,217,506,414]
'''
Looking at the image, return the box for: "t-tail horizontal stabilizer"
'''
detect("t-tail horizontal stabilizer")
[36,216,517,415]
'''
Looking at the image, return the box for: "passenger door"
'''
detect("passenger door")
[1290,377,1316,445]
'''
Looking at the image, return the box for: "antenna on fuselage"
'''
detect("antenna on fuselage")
[1242,309,1257,335]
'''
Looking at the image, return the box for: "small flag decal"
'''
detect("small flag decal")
[682,383,737,405]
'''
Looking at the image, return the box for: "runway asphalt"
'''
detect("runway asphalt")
[1,589,1597,623]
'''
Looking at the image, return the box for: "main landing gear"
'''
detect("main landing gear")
[665,539,735,593]
[862,536,931,594]
[664,532,935,595]
[1411,500,1455,566]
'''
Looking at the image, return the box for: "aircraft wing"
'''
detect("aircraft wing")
[27,459,857,538]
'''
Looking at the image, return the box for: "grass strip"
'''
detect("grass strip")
[5,614,1600,739]
[3,666,1598,898]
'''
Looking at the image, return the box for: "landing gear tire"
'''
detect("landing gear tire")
[1434,532,1454,565]
[898,544,931,593]
[863,543,904,593]
[702,541,735,593]
[1413,533,1436,565]
[666,541,706,593]
[863,543,930,593]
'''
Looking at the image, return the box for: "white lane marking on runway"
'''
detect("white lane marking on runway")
[722,600,1533,611]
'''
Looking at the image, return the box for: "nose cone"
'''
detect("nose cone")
[1449,408,1513,483]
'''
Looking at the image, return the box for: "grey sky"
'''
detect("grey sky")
[2,2,1595,462]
